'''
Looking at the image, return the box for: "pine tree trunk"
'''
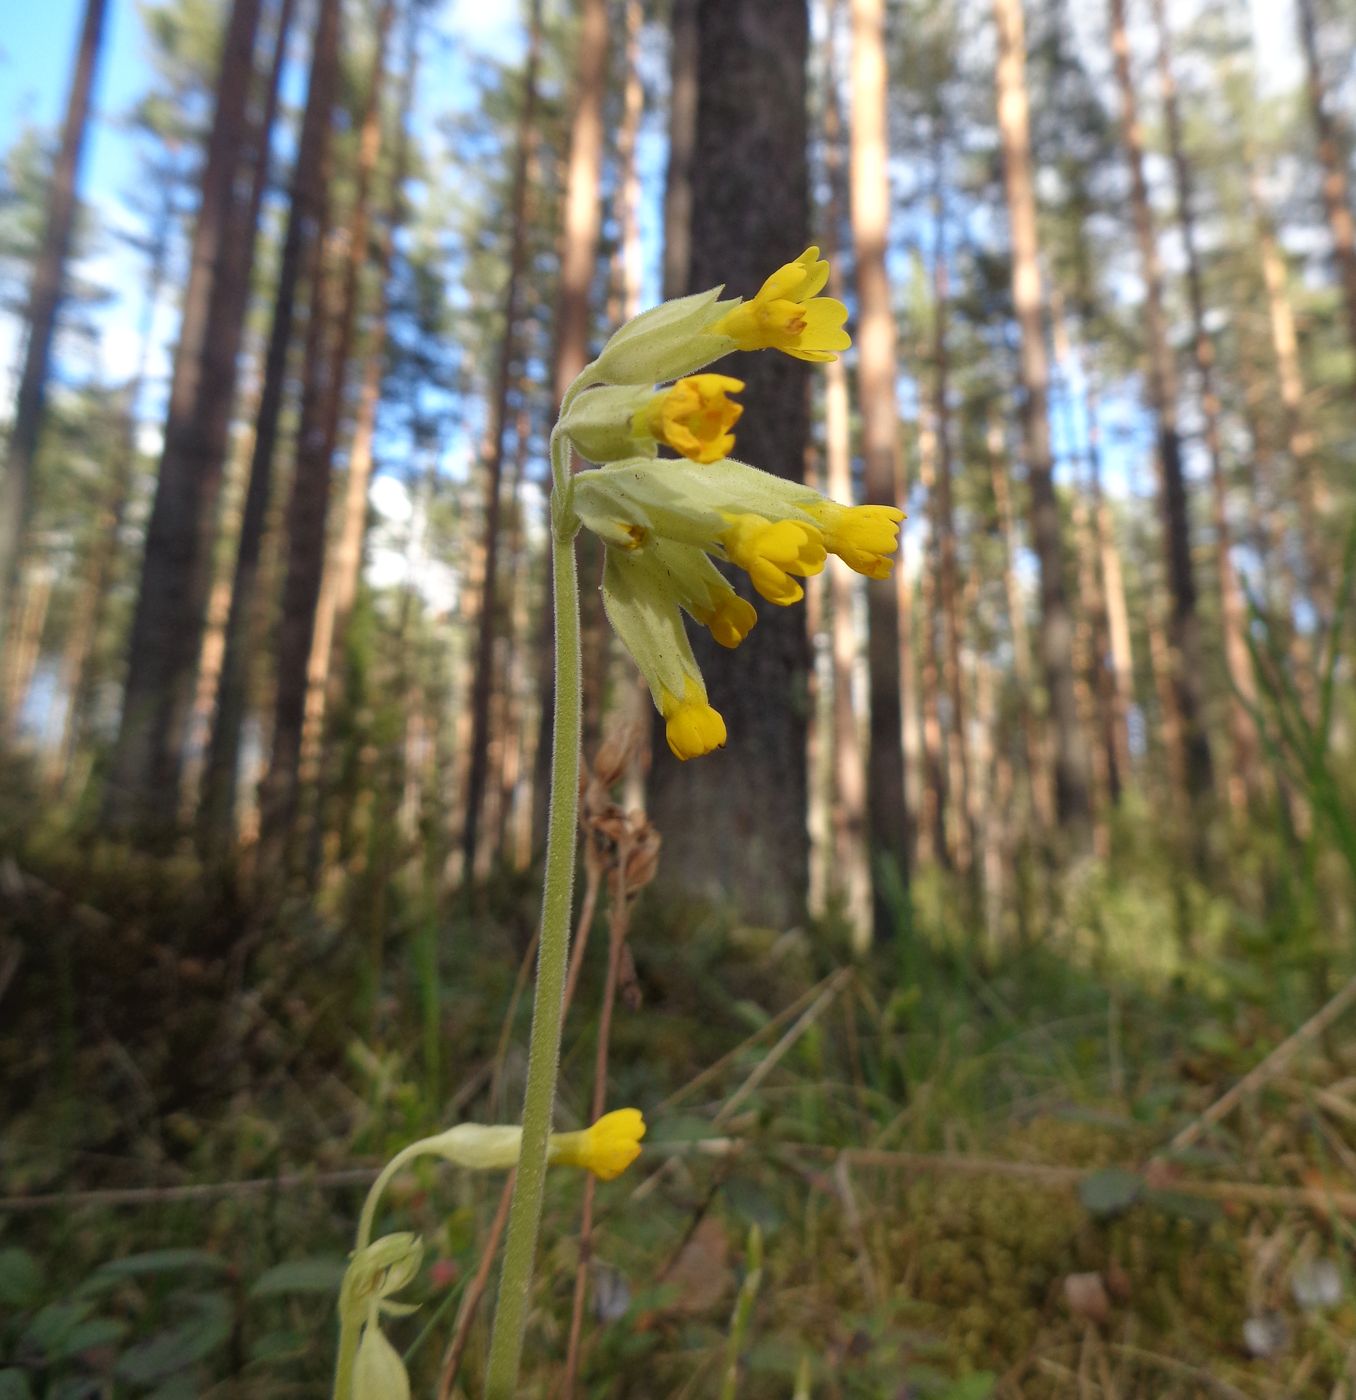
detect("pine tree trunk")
[198,0,339,852]
[819,0,872,944]
[1107,0,1212,805]
[104,0,266,839]
[1296,0,1356,366]
[0,0,108,659]
[928,201,973,877]
[1150,0,1254,812]
[992,0,1092,836]
[849,0,911,931]
[463,0,542,877]
[295,0,397,851]
[255,0,343,872]
[54,177,174,787]
[530,0,609,847]
[662,0,698,302]
[649,0,812,925]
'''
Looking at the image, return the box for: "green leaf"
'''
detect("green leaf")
[1078,1167,1143,1219]
[1142,1188,1224,1225]
[96,1249,229,1280]
[0,1249,41,1309]
[21,1301,94,1357]
[248,1328,308,1364]
[51,1315,128,1360]
[0,1370,34,1400]
[113,1294,231,1386]
[249,1257,348,1299]
[943,1375,998,1400]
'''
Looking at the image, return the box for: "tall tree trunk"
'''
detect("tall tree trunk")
[819,0,872,945]
[255,0,343,872]
[463,0,542,877]
[1150,0,1254,812]
[296,0,397,834]
[1296,0,1356,366]
[1249,160,1328,614]
[104,0,266,839]
[662,0,698,302]
[530,0,609,847]
[1107,0,1212,805]
[988,416,1055,832]
[54,175,174,787]
[928,188,973,877]
[850,0,911,932]
[198,0,340,852]
[0,0,108,660]
[992,0,1092,836]
[649,0,812,925]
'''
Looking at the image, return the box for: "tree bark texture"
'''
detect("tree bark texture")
[649,0,812,926]
[0,0,107,659]
[992,0,1093,837]
[105,0,266,839]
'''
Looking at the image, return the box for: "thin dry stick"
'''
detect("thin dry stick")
[832,1154,881,1307]
[0,1167,380,1213]
[1167,972,1356,1152]
[561,838,631,1398]
[435,1170,515,1400]
[563,856,603,1011]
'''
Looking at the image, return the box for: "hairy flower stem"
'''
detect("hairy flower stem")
[484,422,583,1397]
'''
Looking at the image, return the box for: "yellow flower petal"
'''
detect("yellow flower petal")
[712,248,849,361]
[693,587,758,649]
[638,374,745,464]
[550,1108,648,1180]
[722,513,826,606]
[804,501,904,578]
[663,693,728,760]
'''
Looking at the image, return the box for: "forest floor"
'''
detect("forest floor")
[2,793,1356,1398]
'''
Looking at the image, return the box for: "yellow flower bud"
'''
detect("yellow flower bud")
[661,689,728,761]
[803,501,905,579]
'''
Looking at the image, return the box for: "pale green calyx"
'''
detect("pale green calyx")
[557,384,657,465]
[588,286,739,386]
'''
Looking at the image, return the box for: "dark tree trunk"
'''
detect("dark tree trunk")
[1108,0,1212,806]
[0,0,108,662]
[992,0,1093,838]
[198,0,337,853]
[104,0,266,840]
[255,0,343,873]
[463,0,542,877]
[648,0,812,926]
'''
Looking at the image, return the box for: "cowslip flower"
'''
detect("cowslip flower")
[423,1108,647,1180]
[710,246,851,362]
[560,375,746,466]
[559,245,898,760]
[574,456,902,757]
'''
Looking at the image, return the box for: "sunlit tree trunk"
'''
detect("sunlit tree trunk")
[928,192,972,877]
[1108,0,1211,806]
[992,0,1092,835]
[256,0,344,872]
[463,0,542,877]
[817,0,872,943]
[105,0,266,839]
[0,0,107,662]
[531,0,608,846]
[1150,0,1254,813]
[198,0,339,852]
[54,175,174,787]
[850,0,911,930]
[1249,160,1328,614]
[1296,0,1356,366]
[650,0,812,924]
[663,0,698,303]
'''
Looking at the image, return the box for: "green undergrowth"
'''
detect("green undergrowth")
[1,793,1355,1397]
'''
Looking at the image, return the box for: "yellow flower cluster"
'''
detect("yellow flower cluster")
[560,247,902,761]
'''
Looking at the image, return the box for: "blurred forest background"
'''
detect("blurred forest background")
[1,0,1355,1392]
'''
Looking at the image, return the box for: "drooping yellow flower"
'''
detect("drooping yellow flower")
[802,501,905,580]
[690,585,757,649]
[549,1108,648,1180]
[633,374,745,463]
[712,247,851,362]
[721,513,826,606]
[660,682,728,760]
